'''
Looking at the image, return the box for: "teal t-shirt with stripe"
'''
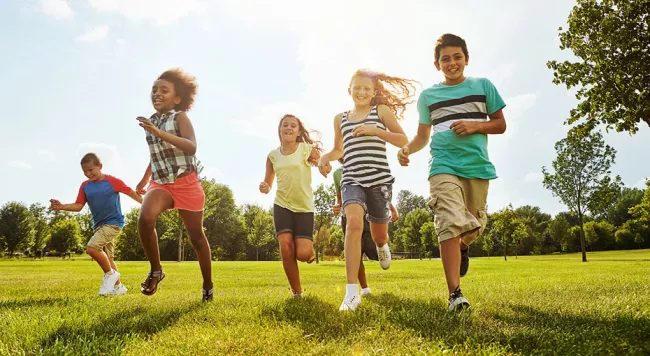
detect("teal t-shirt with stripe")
[417,77,505,180]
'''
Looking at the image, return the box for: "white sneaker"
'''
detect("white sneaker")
[339,294,361,311]
[112,284,128,296]
[377,244,392,270]
[99,270,121,296]
[360,287,372,296]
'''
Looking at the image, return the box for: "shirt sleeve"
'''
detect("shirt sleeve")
[333,168,342,194]
[75,183,87,205]
[105,175,133,194]
[302,143,314,165]
[483,78,506,115]
[417,92,432,125]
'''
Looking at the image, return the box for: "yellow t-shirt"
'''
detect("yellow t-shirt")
[268,142,314,213]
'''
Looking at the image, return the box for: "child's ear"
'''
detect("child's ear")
[434,60,441,71]
[99,163,103,170]
[174,96,182,105]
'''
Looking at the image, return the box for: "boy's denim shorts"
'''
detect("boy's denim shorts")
[341,183,392,224]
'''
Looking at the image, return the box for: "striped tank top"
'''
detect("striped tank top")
[340,105,394,187]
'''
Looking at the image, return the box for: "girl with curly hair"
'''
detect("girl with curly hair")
[135,68,213,302]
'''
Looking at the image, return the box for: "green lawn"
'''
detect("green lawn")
[1,250,649,355]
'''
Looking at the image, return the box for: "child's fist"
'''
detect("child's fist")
[259,182,271,194]
[398,146,410,166]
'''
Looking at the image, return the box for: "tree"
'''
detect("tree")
[247,210,275,261]
[402,208,431,255]
[584,220,615,251]
[75,208,94,243]
[548,214,570,253]
[396,190,428,217]
[607,187,644,228]
[488,205,528,261]
[420,221,438,258]
[29,203,50,256]
[49,219,81,255]
[313,226,330,261]
[327,225,344,257]
[114,208,146,261]
[547,0,650,134]
[0,202,34,256]
[202,180,246,260]
[542,130,621,262]
[313,183,336,231]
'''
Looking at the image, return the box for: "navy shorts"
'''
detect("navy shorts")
[341,184,392,224]
[273,204,314,240]
[341,216,379,261]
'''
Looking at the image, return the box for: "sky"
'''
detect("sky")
[0,0,648,217]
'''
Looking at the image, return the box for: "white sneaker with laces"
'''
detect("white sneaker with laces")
[112,284,128,296]
[99,270,121,296]
[339,294,361,311]
[377,244,392,270]
[360,287,372,296]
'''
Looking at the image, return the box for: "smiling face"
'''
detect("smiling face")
[151,79,182,114]
[435,46,469,85]
[348,75,376,107]
[278,115,301,143]
[81,162,103,181]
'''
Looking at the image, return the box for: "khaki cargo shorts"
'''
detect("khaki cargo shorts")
[87,224,122,258]
[428,174,489,246]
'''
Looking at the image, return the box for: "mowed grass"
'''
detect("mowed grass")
[1,251,649,355]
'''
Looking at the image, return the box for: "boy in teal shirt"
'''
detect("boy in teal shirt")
[398,33,507,312]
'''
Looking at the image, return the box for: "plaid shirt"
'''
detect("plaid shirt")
[146,110,197,184]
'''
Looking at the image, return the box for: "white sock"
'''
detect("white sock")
[105,270,115,275]
[346,284,358,297]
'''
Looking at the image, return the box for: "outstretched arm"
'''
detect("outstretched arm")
[318,114,344,177]
[49,199,84,212]
[398,124,431,166]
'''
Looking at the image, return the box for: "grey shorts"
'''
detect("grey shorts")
[341,184,392,224]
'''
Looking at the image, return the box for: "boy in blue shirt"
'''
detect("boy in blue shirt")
[50,153,142,296]
[398,34,507,311]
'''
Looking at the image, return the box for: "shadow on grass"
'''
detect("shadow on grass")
[0,296,83,310]
[36,303,198,354]
[369,293,650,355]
[260,295,349,340]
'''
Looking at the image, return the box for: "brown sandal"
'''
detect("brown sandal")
[141,271,165,296]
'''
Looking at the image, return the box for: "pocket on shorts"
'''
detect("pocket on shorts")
[477,209,487,236]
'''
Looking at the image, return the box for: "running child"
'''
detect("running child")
[259,114,321,297]
[50,152,142,296]
[398,34,507,311]
[135,68,214,301]
[318,69,417,311]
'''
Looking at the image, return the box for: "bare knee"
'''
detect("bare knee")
[138,211,157,230]
[86,246,98,255]
[346,216,364,238]
[187,227,207,245]
[279,239,295,259]
[296,246,313,262]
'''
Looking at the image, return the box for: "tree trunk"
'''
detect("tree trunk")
[316,250,320,264]
[579,214,588,262]
[177,228,183,262]
[504,244,507,261]
[256,247,259,261]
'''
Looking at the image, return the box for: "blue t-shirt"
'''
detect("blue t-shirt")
[417,77,505,179]
[75,175,132,229]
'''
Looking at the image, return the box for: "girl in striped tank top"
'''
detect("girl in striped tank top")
[259,114,322,297]
[318,69,417,311]
[135,69,213,302]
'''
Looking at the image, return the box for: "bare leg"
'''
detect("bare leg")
[358,261,368,289]
[179,209,213,290]
[440,236,461,294]
[137,189,173,272]
[344,204,364,284]
[278,233,302,293]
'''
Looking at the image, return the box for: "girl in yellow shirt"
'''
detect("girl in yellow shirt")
[259,114,322,296]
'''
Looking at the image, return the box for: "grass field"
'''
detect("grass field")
[1,250,649,355]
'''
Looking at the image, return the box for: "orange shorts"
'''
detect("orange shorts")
[147,171,205,211]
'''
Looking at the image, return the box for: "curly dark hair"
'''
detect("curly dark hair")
[350,69,418,120]
[80,153,101,166]
[158,68,198,112]
[434,33,469,63]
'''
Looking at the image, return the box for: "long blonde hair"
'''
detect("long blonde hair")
[350,69,418,119]
[277,114,323,155]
